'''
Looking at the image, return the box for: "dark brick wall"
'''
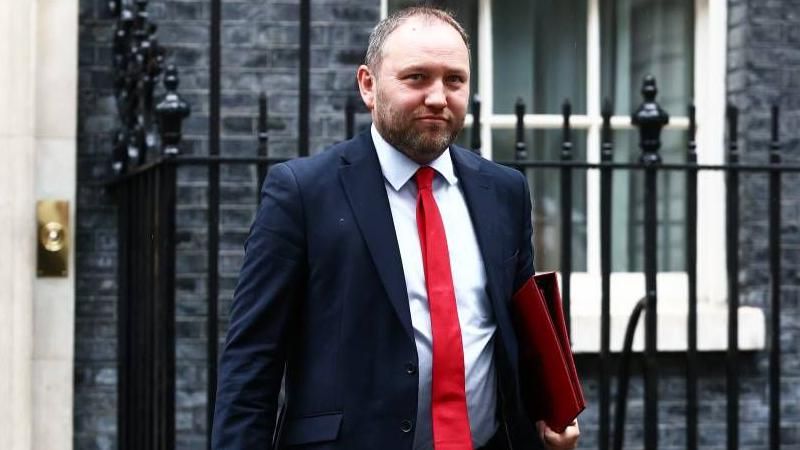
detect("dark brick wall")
[576,352,788,450]
[75,1,121,449]
[726,0,800,447]
[76,0,377,448]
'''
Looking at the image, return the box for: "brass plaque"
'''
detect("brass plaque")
[37,200,69,277]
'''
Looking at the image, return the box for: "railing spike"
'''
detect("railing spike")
[514,97,527,161]
[561,100,573,160]
[471,93,482,155]
[155,65,191,156]
[632,75,669,165]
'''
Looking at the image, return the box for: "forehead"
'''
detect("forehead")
[380,17,469,72]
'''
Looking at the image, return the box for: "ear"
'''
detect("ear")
[356,65,376,111]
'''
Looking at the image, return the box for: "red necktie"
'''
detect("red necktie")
[415,166,473,450]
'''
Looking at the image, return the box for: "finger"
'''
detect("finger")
[542,426,562,443]
[541,424,580,448]
[559,420,579,436]
[535,420,546,442]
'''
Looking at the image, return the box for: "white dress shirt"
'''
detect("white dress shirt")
[371,125,498,449]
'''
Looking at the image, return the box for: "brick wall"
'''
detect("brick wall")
[75,0,376,448]
[727,0,800,448]
[75,1,120,448]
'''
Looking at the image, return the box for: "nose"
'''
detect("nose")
[424,80,447,109]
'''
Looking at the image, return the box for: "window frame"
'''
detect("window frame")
[380,0,737,328]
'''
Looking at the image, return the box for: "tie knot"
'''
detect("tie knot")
[415,166,435,191]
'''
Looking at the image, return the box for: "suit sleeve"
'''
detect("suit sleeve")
[512,171,545,449]
[212,163,306,449]
[514,169,535,290]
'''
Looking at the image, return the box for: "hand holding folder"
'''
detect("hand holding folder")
[511,272,586,433]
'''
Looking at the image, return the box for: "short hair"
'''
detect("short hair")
[364,6,470,71]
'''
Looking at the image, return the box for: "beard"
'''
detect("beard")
[373,90,465,164]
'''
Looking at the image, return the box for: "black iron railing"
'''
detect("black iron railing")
[107,1,190,449]
[108,75,799,450]
[103,5,796,448]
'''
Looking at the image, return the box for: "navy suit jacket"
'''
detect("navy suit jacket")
[212,131,541,449]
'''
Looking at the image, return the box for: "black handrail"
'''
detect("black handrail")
[613,297,648,450]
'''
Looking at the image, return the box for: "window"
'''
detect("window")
[384,0,760,351]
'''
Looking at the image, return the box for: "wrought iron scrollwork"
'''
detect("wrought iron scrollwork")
[109,0,189,174]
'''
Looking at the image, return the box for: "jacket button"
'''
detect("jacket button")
[400,419,413,433]
[405,362,417,375]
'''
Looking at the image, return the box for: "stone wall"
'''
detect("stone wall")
[1,0,78,449]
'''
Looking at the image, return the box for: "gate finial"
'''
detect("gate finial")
[156,66,191,156]
[632,76,669,165]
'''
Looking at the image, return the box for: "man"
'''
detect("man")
[212,6,580,450]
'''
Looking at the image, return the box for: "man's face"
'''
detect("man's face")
[357,17,470,164]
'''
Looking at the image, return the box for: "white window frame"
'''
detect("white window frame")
[381,0,765,352]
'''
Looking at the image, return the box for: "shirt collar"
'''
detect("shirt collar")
[371,123,458,192]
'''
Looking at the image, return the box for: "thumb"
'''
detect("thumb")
[535,420,547,438]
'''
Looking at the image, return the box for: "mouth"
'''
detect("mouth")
[416,116,449,123]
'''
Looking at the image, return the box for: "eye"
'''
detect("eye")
[405,73,425,81]
[446,75,465,84]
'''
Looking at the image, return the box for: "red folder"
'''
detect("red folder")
[511,271,586,433]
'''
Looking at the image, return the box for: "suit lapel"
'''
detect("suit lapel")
[339,133,414,340]
[451,148,521,382]
[450,149,506,315]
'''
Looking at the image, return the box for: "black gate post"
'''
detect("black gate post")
[599,99,613,450]
[299,0,311,156]
[258,92,270,205]
[560,100,573,336]
[208,0,223,443]
[155,64,190,450]
[685,103,699,450]
[768,104,782,450]
[110,0,190,445]
[725,105,740,450]
[632,76,669,450]
[345,96,356,140]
